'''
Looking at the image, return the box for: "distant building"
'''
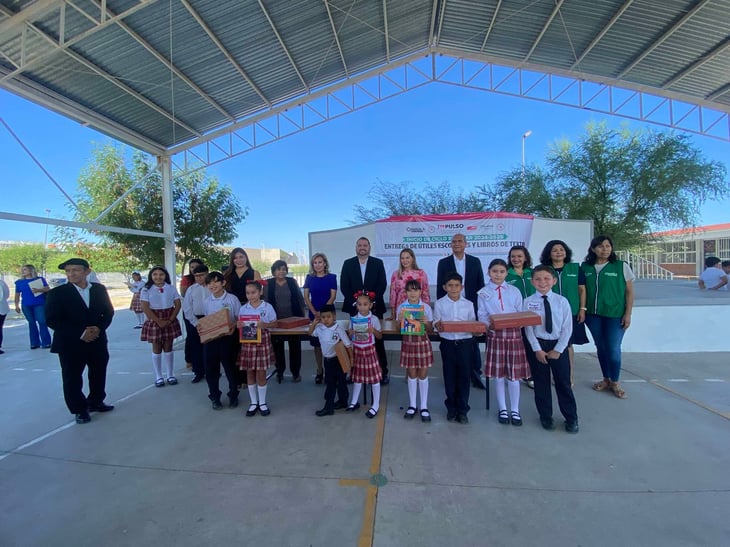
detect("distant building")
[220,247,300,266]
[635,223,730,277]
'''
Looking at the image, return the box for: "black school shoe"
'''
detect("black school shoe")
[540,417,555,430]
[565,421,579,434]
[75,411,91,424]
[88,403,114,412]
[315,407,334,417]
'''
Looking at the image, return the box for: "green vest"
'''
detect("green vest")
[582,261,627,318]
[551,262,580,315]
[506,267,535,298]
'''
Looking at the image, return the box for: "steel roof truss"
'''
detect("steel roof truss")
[571,0,634,70]
[256,0,309,93]
[180,0,271,107]
[662,39,730,89]
[617,0,711,79]
[0,0,158,83]
[480,0,501,53]
[323,0,349,76]
[523,0,565,63]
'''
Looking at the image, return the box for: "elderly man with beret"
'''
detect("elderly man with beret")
[45,258,115,424]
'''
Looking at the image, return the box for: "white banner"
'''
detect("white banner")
[375,213,534,292]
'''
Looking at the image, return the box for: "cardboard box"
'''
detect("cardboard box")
[491,311,542,330]
[334,340,351,373]
[439,321,486,333]
[198,309,234,343]
[275,317,310,329]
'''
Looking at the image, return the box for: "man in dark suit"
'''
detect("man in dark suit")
[436,233,486,389]
[340,237,389,384]
[45,258,115,424]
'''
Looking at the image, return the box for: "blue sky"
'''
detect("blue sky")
[2,83,728,259]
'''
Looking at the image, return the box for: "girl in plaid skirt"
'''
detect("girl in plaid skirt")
[140,266,182,387]
[347,291,382,418]
[237,280,277,417]
[477,259,529,427]
[397,279,433,423]
[126,271,145,328]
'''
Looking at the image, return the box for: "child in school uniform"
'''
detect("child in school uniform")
[140,266,182,387]
[309,304,353,416]
[523,265,579,433]
[433,272,476,424]
[346,291,383,418]
[477,259,529,426]
[397,279,434,423]
[126,271,146,328]
[199,271,241,410]
[238,280,277,417]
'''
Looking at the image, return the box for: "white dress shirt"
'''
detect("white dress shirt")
[433,294,475,340]
[477,281,523,330]
[182,283,209,326]
[523,291,573,354]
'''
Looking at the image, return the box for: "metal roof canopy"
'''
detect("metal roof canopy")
[1,0,729,273]
[1,0,729,157]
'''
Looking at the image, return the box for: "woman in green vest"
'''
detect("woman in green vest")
[539,240,589,386]
[581,236,635,399]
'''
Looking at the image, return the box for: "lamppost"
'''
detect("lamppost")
[521,130,532,177]
[43,208,51,248]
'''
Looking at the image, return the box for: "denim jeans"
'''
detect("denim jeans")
[584,314,625,382]
[22,304,52,348]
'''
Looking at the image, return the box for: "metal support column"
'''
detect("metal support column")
[158,155,176,275]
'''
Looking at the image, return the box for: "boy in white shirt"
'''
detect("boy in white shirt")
[524,265,578,433]
[433,272,477,424]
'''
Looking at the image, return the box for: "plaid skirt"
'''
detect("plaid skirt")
[238,329,274,371]
[129,292,143,312]
[351,345,382,384]
[484,327,529,381]
[140,307,182,343]
[399,335,433,369]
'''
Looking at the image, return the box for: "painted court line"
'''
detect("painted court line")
[0,383,155,463]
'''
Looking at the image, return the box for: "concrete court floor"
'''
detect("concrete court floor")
[0,310,728,547]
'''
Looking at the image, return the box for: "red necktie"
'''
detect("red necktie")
[496,285,504,311]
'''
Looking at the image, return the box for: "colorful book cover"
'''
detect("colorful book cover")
[239,314,261,343]
[400,304,425,335]
[351,316,372,345]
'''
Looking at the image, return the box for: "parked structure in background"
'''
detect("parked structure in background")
[632,224,730,277]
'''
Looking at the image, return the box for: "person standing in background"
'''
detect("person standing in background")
[14,264,52,349]
[340,237,389,385]
[436,234,486,390]
[0,278,9,354]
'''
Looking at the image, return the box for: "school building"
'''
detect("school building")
[632,223,730,277]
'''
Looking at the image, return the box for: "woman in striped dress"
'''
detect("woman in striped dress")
[140,266,182,387]
[238,280,277,416]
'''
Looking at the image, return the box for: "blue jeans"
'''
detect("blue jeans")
[584,314,625,382]
[22,304,52,348]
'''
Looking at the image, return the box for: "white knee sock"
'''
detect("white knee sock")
[418,378,429,409]
[152,352,162,380]
[248,384,258,404]
[257,384,267,405]
[508,379,521,413]
[407,377,418,408]
[495,377,507,411]
[163,351,174,378]
[136,312,145,325]
[350,383,363,406]
[370,383,381,412]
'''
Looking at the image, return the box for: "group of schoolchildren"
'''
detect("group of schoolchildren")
[127,242,580,433]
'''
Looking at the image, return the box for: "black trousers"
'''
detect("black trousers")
[440,338,473,417]
[272,335,302,378]
[0,313,5,348]
[323,356,349,410]
[184,316,205,377]
[527,338,577,423]
[58,344,109,414]
[204,333,240,402]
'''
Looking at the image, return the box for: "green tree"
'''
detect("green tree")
[480,124,728,248]
[66,144,247,266]
[0,244,51,275]
[351,180,485,223]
